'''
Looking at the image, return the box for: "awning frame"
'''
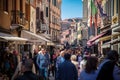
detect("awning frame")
[98,33,120,42]
[0,36,28,41]
[21,30,51,43]
[0,32,28,42]
[87,32,107,46]
[88,32,107,42]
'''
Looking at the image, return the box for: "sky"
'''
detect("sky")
[61,0,83,20]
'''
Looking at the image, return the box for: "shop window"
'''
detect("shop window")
[97,27,100,34]
[19,44,24,54]
[113,44,118,51]
[103,48,111,55]
[24,44,30,51]
[94,44,98,54]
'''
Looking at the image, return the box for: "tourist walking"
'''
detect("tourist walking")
[56,53,78,80]
[15,59,39,80]
[79,56,98,80]
[36,48,49,80]
[55,50,65,80]
[56,50,65,71]
[96,50,119,80]
[71,54,79,70]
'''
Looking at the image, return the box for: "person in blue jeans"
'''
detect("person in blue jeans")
[36,48,50,80]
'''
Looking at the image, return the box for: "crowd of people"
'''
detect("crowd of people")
[0,46,120,80]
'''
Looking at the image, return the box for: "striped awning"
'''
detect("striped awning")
[99,33,120,41]
[87,32,107,46]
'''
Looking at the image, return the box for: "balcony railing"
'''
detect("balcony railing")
[11,10,26,26]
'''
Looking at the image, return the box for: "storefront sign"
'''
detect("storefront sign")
[112,16,118,24]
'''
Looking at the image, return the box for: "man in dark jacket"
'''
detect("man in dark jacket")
[56,53,78,80]
[15,59,39,80]
[96,50,119,80]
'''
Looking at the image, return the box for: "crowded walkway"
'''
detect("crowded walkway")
[0,47,120,80]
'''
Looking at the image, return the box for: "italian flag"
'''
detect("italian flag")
[88,0,97,27]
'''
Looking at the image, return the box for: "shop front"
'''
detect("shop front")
[98,33,120,55]
[0,32,28,53]
[87,32,108,55]
[21,30,51,55]
[113,25,120,55]
[0,32,28,79]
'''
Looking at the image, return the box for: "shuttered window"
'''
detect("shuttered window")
[3,0,8,12]
[46,7,48,17]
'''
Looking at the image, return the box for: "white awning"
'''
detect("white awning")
[21,30,51,43]
[0,36,28,41]
[0,32,28,41]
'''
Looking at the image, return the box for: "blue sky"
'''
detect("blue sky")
[61,0,83,20]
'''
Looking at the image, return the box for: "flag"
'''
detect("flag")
[94,14,97,27]
[90,16,92,27]
[91,0,97,16]
[97,1,107,17]
[89,0,97,27]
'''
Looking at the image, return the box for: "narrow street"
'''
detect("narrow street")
[0,0,120,80]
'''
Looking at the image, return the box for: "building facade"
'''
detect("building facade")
[86,0,120,55]
[0,0,29,54]
[110,0,120,53]
[49,0,61,44]
[82,0,88,23]
[60,18,83,48]
[98,0,120,54]
[0,0,62,55]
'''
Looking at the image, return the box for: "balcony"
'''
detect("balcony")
[100,16,112,31]
[11,10,26,29]
[103,16,111,26]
